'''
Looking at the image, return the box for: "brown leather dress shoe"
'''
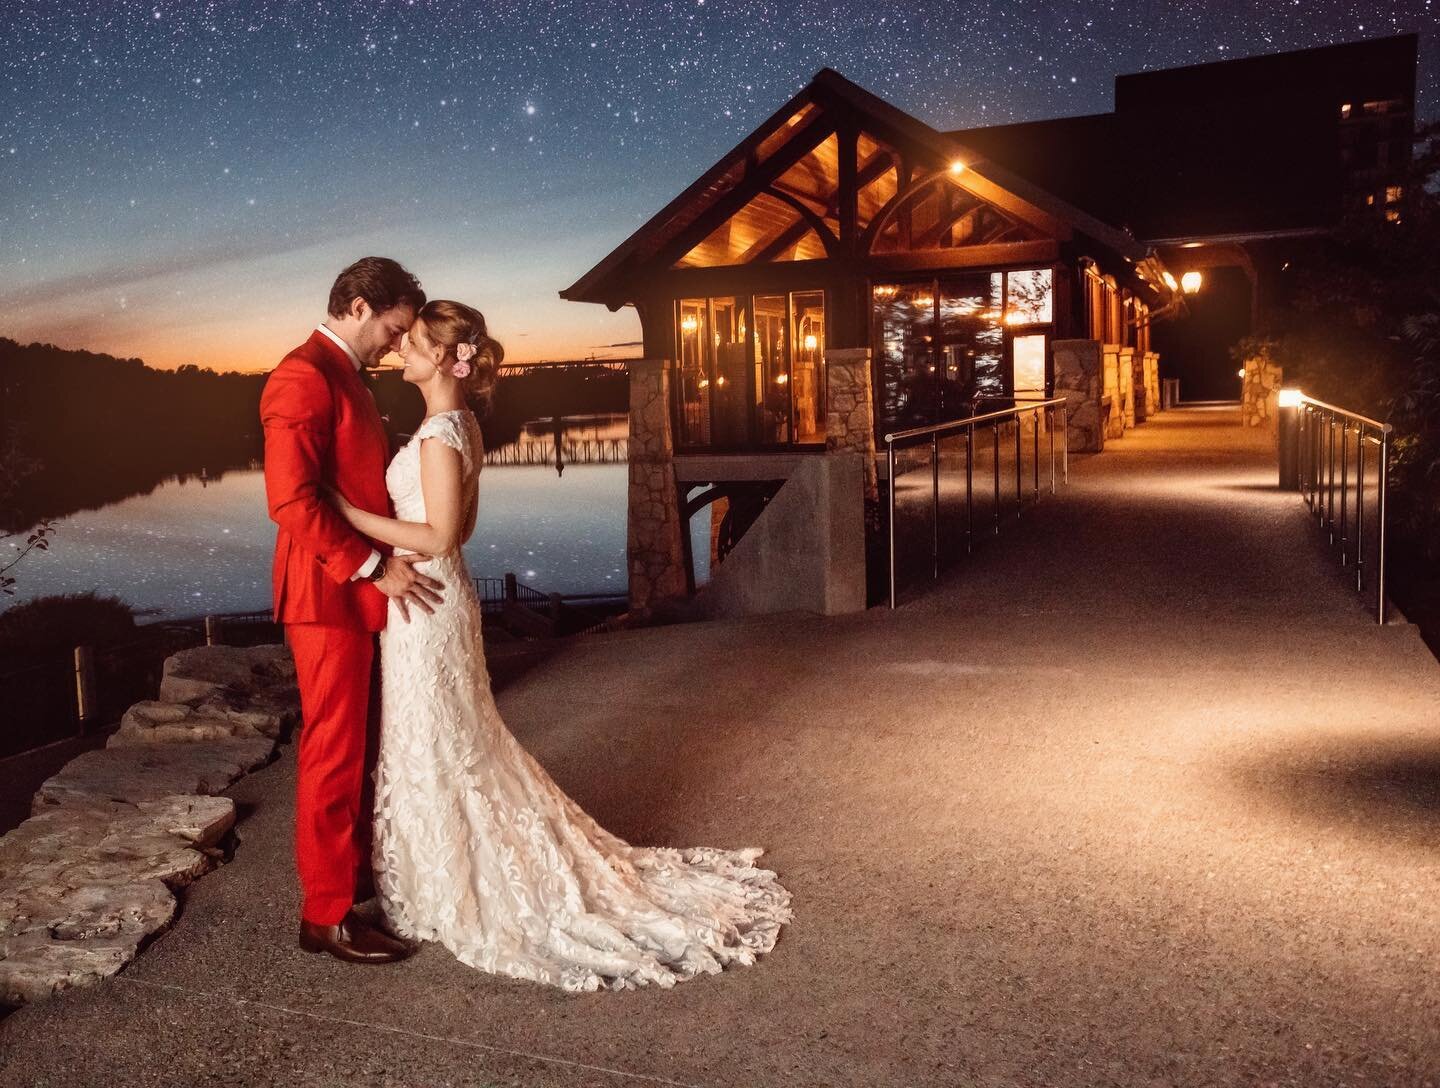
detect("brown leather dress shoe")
[298,911,415,965]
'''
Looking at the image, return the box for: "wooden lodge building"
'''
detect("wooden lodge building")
[560,35,1420,617]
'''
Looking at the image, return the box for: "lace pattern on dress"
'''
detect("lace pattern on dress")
[373,410,793,991]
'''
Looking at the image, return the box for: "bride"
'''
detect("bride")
[326,300,793,991]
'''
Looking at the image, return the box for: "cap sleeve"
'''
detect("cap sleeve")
[415,412,473,474]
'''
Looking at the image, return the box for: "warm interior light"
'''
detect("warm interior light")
[1181,270,1203,294]
[949,160,966,174]
[803,333,818,352]
[680,314,698,333]
[913,295,934,309]
[1237,368,1245,378]
[698,378,709,388]
[1162,271,1178,291]
[1278,388,1304,408]
[775,373,789,384]
[716,376,727,386]
[1004,311,1025,326]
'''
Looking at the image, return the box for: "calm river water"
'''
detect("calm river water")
[6,414,669,618]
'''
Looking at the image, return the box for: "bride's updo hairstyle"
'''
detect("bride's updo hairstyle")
[419,299,504,418]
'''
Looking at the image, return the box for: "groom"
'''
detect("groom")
[261,256,441,964]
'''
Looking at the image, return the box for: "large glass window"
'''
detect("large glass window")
[792,291,826,443]
[673,291,827,450]
[873,267,1055,434]
[676,299,710,446]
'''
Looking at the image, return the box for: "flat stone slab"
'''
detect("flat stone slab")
[158,643,297,709]
[33,738,275,810]
[0,797,234,1006]
[111,696,290,746]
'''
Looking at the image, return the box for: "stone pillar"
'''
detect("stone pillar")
[824,347,878,504]
[1101,347,1123,439]
[1052,339,1104,454]
[1118,347,1137,430]
[1132,347,1150,423]
[1144,351,1161,416]
[626,359,687,611]
[1241,350,1283,433]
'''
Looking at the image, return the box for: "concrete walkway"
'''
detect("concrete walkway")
[4,407,1440,1087]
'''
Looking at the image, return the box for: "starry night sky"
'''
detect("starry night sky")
[2,1,1435,372]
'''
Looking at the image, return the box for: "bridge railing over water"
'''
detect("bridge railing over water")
[1286,392,1391,624]
[883,397,1069,609]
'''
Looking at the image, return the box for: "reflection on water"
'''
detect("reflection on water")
[6,415,630,618]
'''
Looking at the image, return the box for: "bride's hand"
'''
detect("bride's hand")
[321,484,356,517]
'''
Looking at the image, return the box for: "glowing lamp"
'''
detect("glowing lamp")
[803,334,818,352]
[1237,368,1245,378]
[949,160,966,174]
[1278,388,1304,409]
[1181,270,1203,294]
[716,376,727,387]
[1162,271,1178,291]
[680,315,698,333]
[775,373,789,384]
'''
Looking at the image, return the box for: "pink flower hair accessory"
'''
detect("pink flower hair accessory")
[452,340,477,379]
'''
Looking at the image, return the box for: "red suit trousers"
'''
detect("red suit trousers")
[287,622,377,926]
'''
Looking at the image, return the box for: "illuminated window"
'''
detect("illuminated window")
[1339,103,1353,120]
[1362,99,1403,116]
[1385,209,1401,224]
[1386,185,1403,204]
[1365,194,1375,206]
[673,293,826,449]
[1012,335,1047,396]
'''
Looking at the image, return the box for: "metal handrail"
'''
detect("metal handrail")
[883,397,1069,609]
[1293,394,1391,624]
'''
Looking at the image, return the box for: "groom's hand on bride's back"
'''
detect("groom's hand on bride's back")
[373,554,444,622]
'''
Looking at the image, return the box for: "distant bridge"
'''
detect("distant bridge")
[484,435,628,469]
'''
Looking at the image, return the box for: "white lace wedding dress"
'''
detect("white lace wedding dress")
[373,409,793,992]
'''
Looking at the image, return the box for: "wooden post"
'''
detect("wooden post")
[204,614,221,646]
[74,645,97,734]
[504,572,518,603]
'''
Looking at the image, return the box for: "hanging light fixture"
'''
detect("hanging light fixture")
[1181,271,1203,294]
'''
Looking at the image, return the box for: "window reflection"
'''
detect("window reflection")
[710,297,748,446]
[753,294,789,444]
[677,299,710,446]
[1005,268,1052,325]
[673,291,827,449]
[792,291,826,443]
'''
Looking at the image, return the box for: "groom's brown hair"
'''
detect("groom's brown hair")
[327,256,426,319]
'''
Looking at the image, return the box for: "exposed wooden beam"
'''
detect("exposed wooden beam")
[865,239,1060,274]
[650,113,838,271]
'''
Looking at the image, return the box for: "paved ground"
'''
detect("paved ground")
[4,407,1440,1087]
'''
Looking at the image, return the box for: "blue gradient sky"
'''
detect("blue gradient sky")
[2,1,1433,372]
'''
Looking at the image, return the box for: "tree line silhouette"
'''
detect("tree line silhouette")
[0,337,630,533]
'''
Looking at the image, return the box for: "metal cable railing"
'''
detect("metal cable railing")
[1292,394,1391,624]
[883,397,1069,609]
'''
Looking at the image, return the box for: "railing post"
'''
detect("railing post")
[1032,408,1040,500]
[1378,430,1389,624]
[992,423,1000,535]
[504,572,518,603]
[74,645,97,735]
[931,433,940,581]
[204,614,221,647]
[1014,416,1022,518]
[965,426,974,553]
[1326,413,1336,537]
[887,441,897,610]
[1061,405,1069,484]
[1048,406,1056,495]
[1354,428,1365,592]
[1339,421,1349,564]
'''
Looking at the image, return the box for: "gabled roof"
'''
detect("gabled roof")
[560,68,1153,309]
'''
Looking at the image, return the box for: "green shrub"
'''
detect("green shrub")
[0,592,136,656]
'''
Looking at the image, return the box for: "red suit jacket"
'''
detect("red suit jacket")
[261,330,391,631]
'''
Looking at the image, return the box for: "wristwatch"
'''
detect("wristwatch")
[365,557,387,582]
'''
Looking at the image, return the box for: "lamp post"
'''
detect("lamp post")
[1278,388,1303,489]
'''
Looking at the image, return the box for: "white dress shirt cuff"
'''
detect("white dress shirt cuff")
[351,550,383,582]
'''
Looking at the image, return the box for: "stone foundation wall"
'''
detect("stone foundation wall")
[1053,339,1105,454]
[1241,351,1284,433]
[1144,352,1161,418]
[626,358,687,611]
[824,347,878,504]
